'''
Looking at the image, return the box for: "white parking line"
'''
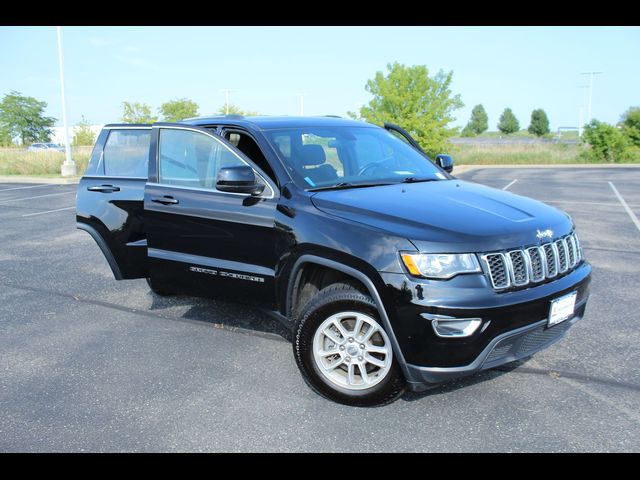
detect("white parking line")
[502,179,518,190]
[609,181,640,233]
[21,206,75,217]
[544,200,640,208]
[0,184,49,192]
[0,191,75,204]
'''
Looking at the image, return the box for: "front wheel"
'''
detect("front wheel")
[145,277,176,297]
[293,283,405,406]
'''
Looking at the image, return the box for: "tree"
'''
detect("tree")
[460,124,475,137]
[528,108,550,137]
[355,62,464,156]
[582,119,629,162]
[497,108,520,134]
[620,106,640,146]
[159,98,199,122]
[121,101,157,123]
[465,104,488,135]
[0,125,12,146]
[72,115,96,146]
[216,103,260,116]
[0,90,56,145]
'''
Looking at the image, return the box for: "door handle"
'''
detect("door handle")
[87,184,120,193]
[151,196,179,205]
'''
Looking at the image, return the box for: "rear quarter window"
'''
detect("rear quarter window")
[103,129,151,177]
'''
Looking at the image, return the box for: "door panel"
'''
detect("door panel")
[144,125,278,308]
[76,126,151,280]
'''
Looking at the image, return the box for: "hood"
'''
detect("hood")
[310,180,573,253]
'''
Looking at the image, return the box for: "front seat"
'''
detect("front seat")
[298,144,338,185]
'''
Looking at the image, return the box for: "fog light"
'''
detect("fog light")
[420,313,483,338]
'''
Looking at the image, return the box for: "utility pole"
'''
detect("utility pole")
[297,93,304,116]
[580,71,603,123]
[57,26,76,177]
[577,85,589,137]
[220,89,233,114]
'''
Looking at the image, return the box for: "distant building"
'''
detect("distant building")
[50,125,103,146]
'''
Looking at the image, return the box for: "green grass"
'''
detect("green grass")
[450,142,583,165]
[0,147,91,175]
[450,142,640,165]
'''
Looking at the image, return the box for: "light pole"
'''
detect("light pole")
[577,85,589,137]
[57,26,76,176]
[220,89,234,114]
[297,93,304,116]
[580,71,603,123]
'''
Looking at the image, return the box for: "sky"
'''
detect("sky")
[0,26,638,131]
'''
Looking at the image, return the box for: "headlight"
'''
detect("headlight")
[400,252,481,279]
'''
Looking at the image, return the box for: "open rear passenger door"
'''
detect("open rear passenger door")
[76,125,152,279]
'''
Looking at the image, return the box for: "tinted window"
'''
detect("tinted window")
[158,128,245,190]
[103,129,150,177]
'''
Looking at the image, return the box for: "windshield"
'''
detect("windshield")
[264,126,447,190]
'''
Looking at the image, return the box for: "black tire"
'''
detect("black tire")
[146,277,175,296]
[293,282,406,407]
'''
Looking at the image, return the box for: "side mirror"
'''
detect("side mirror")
[216,166,265,196]
[435,154,454,173]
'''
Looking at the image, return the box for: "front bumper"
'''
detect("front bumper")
[404,302,585,391]
[379,261,591,391]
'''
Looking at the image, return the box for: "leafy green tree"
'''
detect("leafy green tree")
[582,119,629,162]
[121,101,157,123]
[216,103,260,116]
[528,108,550,137]
[72,115,96,146]
[497,108,520,134]
[0,125,12,146]
[465,104,488,135]
[460,124,475,137]
[356,62,464,156]
[620,106,640,146]
[0,90,56,145]
[159,98,199,122]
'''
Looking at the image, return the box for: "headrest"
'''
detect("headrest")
[300,144,326,166]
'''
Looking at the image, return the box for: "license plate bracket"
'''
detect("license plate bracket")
[548,291,577,327]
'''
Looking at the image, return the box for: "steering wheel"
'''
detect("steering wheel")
[357,156,393,176]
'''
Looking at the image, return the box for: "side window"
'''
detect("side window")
[103,129,151,177]
[158,129,245,190]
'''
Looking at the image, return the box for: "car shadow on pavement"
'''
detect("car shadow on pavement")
[401,360,527,402]
[147,290,292,342]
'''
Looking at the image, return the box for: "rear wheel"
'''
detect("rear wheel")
[293,282,405,406]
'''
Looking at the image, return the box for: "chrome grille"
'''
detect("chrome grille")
[508,250,528,286]
[543,243,557,277]
[527,247,545,282]
[555,239,568,273]
[484,253,509,289]
[482,232,583,291]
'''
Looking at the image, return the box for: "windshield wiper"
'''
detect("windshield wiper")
[308,182,392,192]
[401,176,439,183]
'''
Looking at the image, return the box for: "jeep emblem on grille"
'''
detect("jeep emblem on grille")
[536,229,553,240]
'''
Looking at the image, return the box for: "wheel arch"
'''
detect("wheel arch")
[286,254,409,377]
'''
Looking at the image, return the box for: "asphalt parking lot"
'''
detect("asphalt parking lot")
[1,167,639,452]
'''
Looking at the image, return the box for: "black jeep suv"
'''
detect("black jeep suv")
[76,116,591,406]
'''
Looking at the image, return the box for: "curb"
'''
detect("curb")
[1,163,638,184]
[453,164,640,175]
[0,176,80,185]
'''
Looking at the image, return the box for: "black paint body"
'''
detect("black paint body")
[76,116,591,390]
